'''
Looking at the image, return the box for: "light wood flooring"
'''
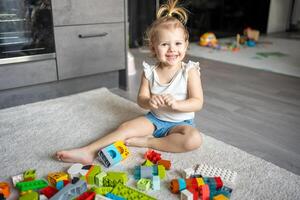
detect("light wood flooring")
[111,48,300,175]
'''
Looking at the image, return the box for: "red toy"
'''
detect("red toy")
[144,150,161,164]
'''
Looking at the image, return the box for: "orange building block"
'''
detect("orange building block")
[0,182,10,198]
[157,159,171,170]
[213,194,229,200]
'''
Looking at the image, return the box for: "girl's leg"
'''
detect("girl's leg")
[126,125,202,152]
[56,116,155,164]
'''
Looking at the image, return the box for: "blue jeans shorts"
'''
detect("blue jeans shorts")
[145,112,195,138]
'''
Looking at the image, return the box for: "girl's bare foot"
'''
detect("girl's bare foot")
[55,147,94,165]
[125,137,150,148]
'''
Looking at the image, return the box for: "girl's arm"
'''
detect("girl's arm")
[138,72,167,110]
[164,67,204,112]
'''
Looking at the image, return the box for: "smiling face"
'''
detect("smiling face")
[151,26,188,68]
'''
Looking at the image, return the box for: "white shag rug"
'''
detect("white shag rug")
[0,88,299,200]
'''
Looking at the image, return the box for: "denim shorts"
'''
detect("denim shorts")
[145,112,194,138]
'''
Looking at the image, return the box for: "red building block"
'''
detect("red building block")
[40,186,58,198]
[199,184,210,200]
[187,186,198,200]
[144,150,161,164]
[214,177,223,190]
[76,191,96,200]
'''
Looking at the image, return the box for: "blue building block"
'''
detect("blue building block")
[105,193,125,200]
[49,179,87,200]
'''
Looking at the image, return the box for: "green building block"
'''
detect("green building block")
[111,183,156,200]
[142,159,154,166]
[19,191,39,200]
[157,165,166,179]
[137,178,151,191]
[16,179,48,192]
[23,169,36,180]
[95,171,107,187]
[87,165,101,185]
[103,172,128,187]
[91,186,113,195]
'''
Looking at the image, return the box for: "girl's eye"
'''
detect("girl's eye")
[161,43,168,46]
[176,42,182,45]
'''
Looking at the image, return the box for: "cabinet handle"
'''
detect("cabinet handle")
[78,32,108,38]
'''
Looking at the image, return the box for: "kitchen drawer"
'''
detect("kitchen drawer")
[52,0,125,26]
[0,59,57,91]
[55,23,125,80]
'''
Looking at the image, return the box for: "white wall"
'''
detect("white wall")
[267,0,293,33]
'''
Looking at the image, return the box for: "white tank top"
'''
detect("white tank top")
[143,60,201,122]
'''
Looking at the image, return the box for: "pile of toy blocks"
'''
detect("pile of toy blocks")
[170,164,237,200]
[133,150,171,192]
[6,162,157,200]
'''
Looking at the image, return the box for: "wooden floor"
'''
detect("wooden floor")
[112,48,300,175]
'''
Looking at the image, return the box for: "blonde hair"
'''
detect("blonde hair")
[145,0,189,50]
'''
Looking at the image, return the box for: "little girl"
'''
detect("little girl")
[56,0,204,164]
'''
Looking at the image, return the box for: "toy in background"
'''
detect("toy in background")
[199,32,240,52]
[240,27,260,47]
[97,141,130,168]
[199,32,218,47]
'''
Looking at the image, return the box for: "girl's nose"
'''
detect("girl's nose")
[168,44,176,51]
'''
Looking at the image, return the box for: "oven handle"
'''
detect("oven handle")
[78,32,108,38]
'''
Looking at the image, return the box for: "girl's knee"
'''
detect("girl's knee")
[183,130,202,151]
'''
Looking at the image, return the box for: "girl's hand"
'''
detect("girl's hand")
[162,94,178,110]
[149,95,165,109]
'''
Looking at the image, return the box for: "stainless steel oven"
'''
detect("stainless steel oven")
[0,0,55,64]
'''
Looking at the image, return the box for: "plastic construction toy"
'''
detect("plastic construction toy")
[49,179,87,200]
[16,179,48,192]
[19,191,39,200]
[194,164,237,187]
[103,171,128,187]
[144,150,161,164]
[110,183,156,200]
[47,172,69,186]
[199,32,218,47]
[98,141,130,167]
[23,169,36,181]
[134,165,166,180]
[0,182,10,198]
[137,178,151,191]
[75,191,96,200]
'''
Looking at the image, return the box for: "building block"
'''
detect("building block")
[98,141,130,168]
[11,174,24,186]
[105,193,125,200]
[144,150,161,164]
[134,165,166,180]
[157,159,171,170]
[95,194,111,200]
[23,169,36,181]
[67,163,84,179]
[110,183,156,200]
[49,179,87,200]
[180,189,193,200]
[47,172,69,186]
[0,182,10,198]
[16,179,48,192]
[214,177,223,190]
[40,186,58,198]
[213,194,229,200]
[19,191,39,200]
[194,164,237,187]
[142,159,154,166]
[95,171,107,187]
[103,172,128,187]
[199,184,210,200]
[76,191,96,200]
[152,176,160,190]
[91,187,113,196]
[186,187,198,200]
[137,178,151,191]
[86,165,101,185]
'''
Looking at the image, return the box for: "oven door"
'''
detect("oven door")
[0,0,55,64]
